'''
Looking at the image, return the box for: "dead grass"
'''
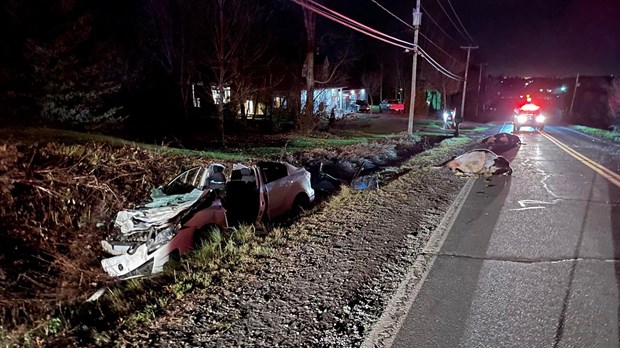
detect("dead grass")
[0,139,237,339]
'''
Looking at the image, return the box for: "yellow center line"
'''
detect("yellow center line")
[539,130,620,188]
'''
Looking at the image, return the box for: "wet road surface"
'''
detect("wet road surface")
[392,125,620,347]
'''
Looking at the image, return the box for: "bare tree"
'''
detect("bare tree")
[383,50,408,102]
[423,58,462,110]
[361,71,382,113]
[298,3,355,131]
[145,0,197,121]
[608,78,620,131]
[299,1,317,132]
[418,33,463,111]
[200,0,268,144]
[377,54,385,102]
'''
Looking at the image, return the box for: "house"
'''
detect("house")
[300,87,368,118]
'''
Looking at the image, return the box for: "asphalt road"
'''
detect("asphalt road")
[391,125,620,347]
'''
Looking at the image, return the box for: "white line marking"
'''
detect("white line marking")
[518,199,551,207]
[361,178,476,348]
[509,199,562,211]
[509,206,547,211]
[498,121,509,134]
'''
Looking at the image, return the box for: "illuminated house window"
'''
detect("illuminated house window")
[191,82,204,108]
[211,86,231,104]
[274,96,284,108]
[244,100,254,114]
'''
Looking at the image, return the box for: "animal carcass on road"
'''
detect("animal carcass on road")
[480,132,521,151]
[436,149,513,177]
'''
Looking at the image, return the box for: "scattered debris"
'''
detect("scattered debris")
[86,287,108,302]
[101,161,315,278]
[480,132,521,152]
[435,149,513,177]
[351,175,380,190]
[308,163,347,197]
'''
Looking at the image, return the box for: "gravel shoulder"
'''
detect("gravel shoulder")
[124,138,477,347]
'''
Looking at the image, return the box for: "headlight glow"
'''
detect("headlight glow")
[517,115,528,124]
[536,115,546,123]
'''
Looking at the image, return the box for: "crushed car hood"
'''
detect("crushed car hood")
[115,188,203,236]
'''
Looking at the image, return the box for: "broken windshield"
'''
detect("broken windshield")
[162,166,207,195]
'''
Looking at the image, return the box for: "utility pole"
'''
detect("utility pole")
[569,73,580,117]
[456,45,478,137]
[407,0,421,136]
[476,63,487,119]
[484,74,490,112]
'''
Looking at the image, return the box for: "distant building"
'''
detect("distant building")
[300,87,367,118]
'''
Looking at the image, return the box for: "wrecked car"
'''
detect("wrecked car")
[101,162,314,278]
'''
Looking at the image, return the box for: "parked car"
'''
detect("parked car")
[101,162,315,278]
[354,100,371,113]
[379,99,405,113]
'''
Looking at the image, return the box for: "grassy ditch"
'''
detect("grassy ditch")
[0,140,222,345]
[0,127,251,161]
[569,125,620,142]
[7,135,474,347]
[249,133,406,159]
[0,126,478,346]
[0,127,409,162]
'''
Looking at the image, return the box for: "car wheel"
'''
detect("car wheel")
[538,125,544,131]
[291,193,310,218]
[193,224,223,248]
[514,125,520,133]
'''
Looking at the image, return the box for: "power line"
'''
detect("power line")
[293,0,413,50]
[367,0,463,65]
[446,0,476,44]
[420,4,461,45]
[301,0,414,48]
[417,45,462,80]
[434,0,471,44]
[418,31,463,65]
[292,0,463,80]
[420,54,462,81]
[368,0,413,30]
[301,0,462,80]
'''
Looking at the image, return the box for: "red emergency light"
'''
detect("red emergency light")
[520,103,540,112]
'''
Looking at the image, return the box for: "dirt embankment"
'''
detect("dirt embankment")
[123,138,474,347]
[0,141,227,328]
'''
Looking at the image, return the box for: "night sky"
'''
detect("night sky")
[454,0,620,76]
[326,0,620,77]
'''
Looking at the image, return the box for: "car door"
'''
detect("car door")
[257,162,294,219]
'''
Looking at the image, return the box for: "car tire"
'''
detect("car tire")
[193,224,223,248]
[514,125,520,133]
[292,193,310,218]
[538,125,544,131]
